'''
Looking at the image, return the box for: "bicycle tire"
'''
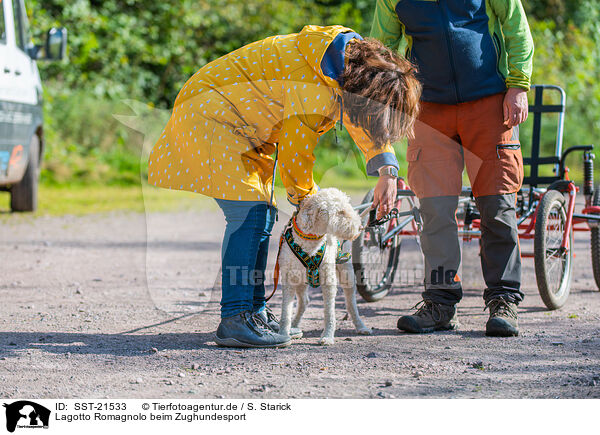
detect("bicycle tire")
[352,188,401,302]
[534,189,573,310]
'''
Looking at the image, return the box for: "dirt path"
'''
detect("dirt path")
[1,207,599,399]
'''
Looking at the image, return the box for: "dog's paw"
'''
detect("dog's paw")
[356,326,373,335]
[318,336,335,346]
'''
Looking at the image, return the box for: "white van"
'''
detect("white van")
[0,0,66,211]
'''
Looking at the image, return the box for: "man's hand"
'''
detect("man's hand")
[503,87,529,129]
[373,174,397,219]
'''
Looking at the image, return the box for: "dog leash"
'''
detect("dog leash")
[269,148,278,222]
[267,217,293,302]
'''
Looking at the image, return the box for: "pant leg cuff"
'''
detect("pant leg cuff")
[220,308,251,319]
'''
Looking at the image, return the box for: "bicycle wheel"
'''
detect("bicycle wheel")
[590,185,600,291]
[352,188,401,302]
[534,189,573,310]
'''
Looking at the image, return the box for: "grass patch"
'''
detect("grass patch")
[0,175,376,217]
[0,185,213,217]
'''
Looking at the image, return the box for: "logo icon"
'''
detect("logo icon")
[3,401,50,433]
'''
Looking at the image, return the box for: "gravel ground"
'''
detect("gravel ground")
[1,205,599,399]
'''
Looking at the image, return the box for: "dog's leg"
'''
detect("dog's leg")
[279,285,295,337]
[319,283,337,346]
[292,286,309,330]
[337,262,372,335]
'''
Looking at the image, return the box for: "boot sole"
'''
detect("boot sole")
[397,318,460,334]
[485,318,519,337]
[214,335,292,348]
[485,329,518,337]
[274,327,303,340]
[485,325,519,337]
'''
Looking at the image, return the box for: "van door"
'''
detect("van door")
[11,0,37,106]
[0,0,18,181]
[0,0,39,184]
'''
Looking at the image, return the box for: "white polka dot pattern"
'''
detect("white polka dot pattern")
[148,25,391,205]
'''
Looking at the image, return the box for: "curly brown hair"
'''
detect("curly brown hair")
[341,38,422,148]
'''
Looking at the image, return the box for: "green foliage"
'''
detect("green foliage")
[21,0,600,186]
[29,0,371,104]
[40,87,143,185]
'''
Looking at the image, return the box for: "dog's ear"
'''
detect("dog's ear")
[297,197,317,231]
[298,195,329,235]
[314,207,330,235]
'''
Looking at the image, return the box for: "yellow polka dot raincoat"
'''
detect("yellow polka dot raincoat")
[148,25,399,205]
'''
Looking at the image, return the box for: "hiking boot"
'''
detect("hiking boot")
[485,298,519,337]
[254,306,303,339]
[215,311,292,348]
[397,300,459,333]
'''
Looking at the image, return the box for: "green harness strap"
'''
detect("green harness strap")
[284,226,325,288]
[282,227,351,288]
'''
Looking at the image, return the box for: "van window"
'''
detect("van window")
[12,0,31,51]
[0,0,6,44]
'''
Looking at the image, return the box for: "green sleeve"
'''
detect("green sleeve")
[489,0,534,90]
[370,0,403,51]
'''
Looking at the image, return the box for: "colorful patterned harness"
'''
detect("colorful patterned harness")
[268,215,351,300]
[283,224,326,288]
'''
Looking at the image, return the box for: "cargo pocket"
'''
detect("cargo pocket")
[495,143,524,194]
[406,146,421,163]
[405,145,421,194]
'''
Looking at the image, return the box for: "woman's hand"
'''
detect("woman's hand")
[373,173,397,219]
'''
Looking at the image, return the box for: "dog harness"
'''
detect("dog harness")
[284,223,326,288]
[267,215,351,301]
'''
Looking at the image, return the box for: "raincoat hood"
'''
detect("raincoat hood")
[295,25,357,90]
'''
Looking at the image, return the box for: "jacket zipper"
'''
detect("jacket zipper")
[437,0,460,103]
[492,32,507,83]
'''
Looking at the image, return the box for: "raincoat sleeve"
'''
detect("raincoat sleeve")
[277,114,321,206]
[343,112,399,176]
[489,0,534,90]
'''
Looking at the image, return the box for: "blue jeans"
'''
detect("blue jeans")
[215,199,276,318]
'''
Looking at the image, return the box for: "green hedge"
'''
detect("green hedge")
[25,0,599,186]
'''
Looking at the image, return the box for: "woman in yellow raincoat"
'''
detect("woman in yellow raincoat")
[148,25,421,348]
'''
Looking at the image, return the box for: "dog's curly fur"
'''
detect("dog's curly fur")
[278,188,372,345]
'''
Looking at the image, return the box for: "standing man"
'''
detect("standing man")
[371,0,533,336]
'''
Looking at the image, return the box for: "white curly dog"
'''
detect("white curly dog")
[278,188,372,345]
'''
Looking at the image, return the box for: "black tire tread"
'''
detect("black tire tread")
[352,188,400,302]
[10,136,39,213]
[534,189,572,310]
[590,185,600,291]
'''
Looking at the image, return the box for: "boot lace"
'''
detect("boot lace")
[412,300,444,322]
[485,299,517,319]
[263,306,279,324]
[243,312,270,336]
[250,307,280,333]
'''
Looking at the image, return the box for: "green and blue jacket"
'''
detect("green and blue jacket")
[370,0,534,104]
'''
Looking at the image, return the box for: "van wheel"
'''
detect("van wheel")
[10,135,40,213]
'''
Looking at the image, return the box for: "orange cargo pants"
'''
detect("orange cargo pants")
[406,93,524,305]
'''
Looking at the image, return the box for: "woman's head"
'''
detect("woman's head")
[341,38,422,148]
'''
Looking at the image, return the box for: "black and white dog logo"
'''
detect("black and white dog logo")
[3,401,50,432]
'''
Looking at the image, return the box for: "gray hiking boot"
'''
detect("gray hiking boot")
[485,298,519,337]
[255,306,303,339]
[215,311,292,348]
[397,300,459,333]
